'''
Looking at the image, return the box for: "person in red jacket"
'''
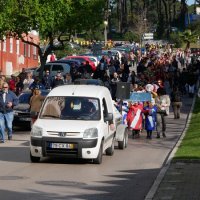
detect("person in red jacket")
[126,101,143,139]
[8,75,16,92]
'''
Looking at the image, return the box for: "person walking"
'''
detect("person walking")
[143,100,157,139]
[29,88,46,126]
[155,88,171,138]
[0,82,19,142]
[126,101,143,139]
[171,86,182,119]
[42,70,53,89]
[52,72,64,88]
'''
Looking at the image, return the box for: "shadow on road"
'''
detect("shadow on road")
[0,167,160,200]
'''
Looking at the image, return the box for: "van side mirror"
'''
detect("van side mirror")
[104,113,113,122]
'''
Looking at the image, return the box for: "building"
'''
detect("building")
[0,32,39,76]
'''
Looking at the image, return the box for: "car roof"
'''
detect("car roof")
[74,79,104,86]
[66,56,90,59]
[48,59,81,64]
[48,85,110,98]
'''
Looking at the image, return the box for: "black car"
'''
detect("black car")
[13,90,49,129]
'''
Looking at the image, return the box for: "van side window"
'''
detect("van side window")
[52,65,64,72]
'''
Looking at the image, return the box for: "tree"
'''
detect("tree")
[0,0,105,78]
[179,29,198,50]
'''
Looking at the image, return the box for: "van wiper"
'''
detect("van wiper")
[61,116,90,120]
[41,114,60,119]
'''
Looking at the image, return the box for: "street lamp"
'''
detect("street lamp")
[104,20,108,47]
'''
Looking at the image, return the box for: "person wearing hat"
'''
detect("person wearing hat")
[52,72,64,88]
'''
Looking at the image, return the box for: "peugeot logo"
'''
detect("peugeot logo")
[58,132,66,137]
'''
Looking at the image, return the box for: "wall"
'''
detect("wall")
[0,34,39,76]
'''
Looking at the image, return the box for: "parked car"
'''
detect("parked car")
[53,59,81,68]
[64,56,96,71]
[32,60,71,78]
[13,90,49,129]
[102,49,122,61]
[78,54,99,67]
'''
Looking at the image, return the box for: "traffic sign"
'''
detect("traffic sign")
[143,33,154,40]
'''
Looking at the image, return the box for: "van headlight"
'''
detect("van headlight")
[83,128,98,139]
[31,126,43,137]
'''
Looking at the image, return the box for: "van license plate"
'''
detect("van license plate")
[50,143,74,149]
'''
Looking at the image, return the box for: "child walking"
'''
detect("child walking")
[143,100,157,139]
[126,101,143,139]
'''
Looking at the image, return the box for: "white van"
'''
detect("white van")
[30,85,128,164]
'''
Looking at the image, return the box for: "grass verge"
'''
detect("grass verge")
[174,97,200,160]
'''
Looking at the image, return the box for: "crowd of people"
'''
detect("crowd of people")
[0,43,200,142]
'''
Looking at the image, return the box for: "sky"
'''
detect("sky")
[187,0,195,5]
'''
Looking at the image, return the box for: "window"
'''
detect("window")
[33,46,37,59]
[24,43,27,56]
[16,40,19,55]
[3,36,6,52]
[28,44,30,57]
[40,96,100,120]
[10,38,13,53]
[52,64,64,72]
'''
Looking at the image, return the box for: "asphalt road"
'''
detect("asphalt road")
[0,96,192,200]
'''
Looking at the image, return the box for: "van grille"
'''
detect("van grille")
[47,131,80,136]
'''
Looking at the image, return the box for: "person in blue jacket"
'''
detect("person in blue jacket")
[0,82,19,142]
[143,100,157,139]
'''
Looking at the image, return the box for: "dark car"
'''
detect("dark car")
[74,79,104,86]
[56,59,81,68]
[13,90,49,129]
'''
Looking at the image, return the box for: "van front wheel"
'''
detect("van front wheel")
[93,142,103,164]
[106,136,115,156]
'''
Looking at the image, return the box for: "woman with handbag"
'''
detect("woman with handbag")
[155,88,171,138]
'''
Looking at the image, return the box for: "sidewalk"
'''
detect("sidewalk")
[146,94,200,200]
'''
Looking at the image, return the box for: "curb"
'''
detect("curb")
[144,95,196,200]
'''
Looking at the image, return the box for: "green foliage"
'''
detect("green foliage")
[55,45,86,60]
[179,29,198,49]
[85,30,104,41]
[188,21,200,35]
[175,98,200,160]
[124,31,139,43]
[169,32,183,48]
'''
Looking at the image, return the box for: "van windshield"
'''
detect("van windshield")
[40,96,101,120]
